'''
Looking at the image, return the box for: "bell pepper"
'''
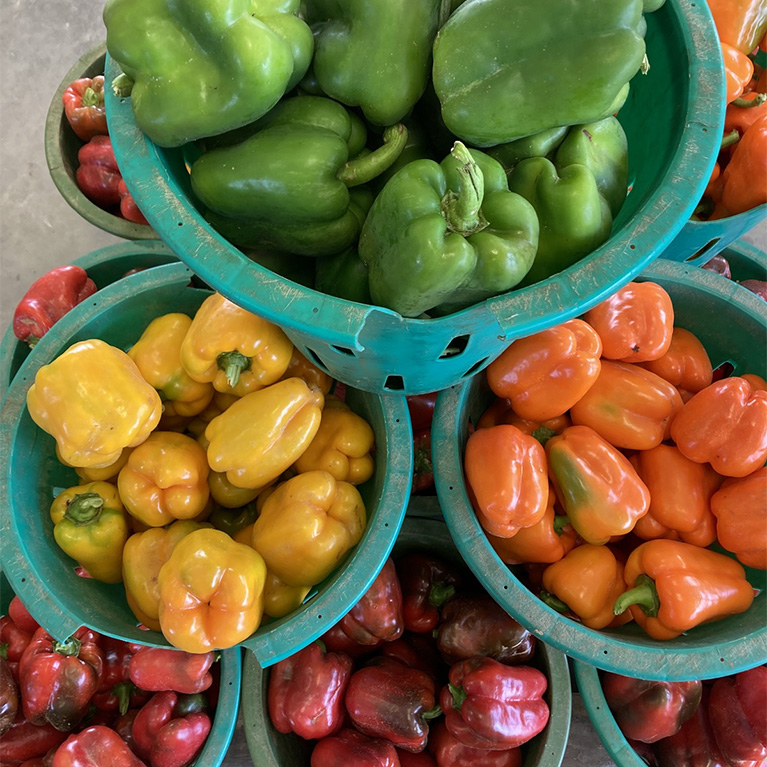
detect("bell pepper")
[158,528,267,652]
[91,637,143,716]
[0,615,32,681]
[279,347,334,396]
[431,0,643,147]
[103,0,313,148]
[12,265,97,347]
[613,539,756,640]
[179,293,293,397]
[293,400,375,485]
[406,393,439,433]
[638,327,713,394]
[259,570,312,619]
[52,491,131,583]
[27,339,162,469]
[440,656,549,750]
[205,377,325,490]
[708,665,767,765]
[0,657,18,737]
[711,467,767,570]
[75,135,123,208]
[397,748,438,767]
[53,725,148,767]
[118,178,150,225]
[311,728,401,767]
[128,647,213,694]
[321,622,383,661]
[485,319,602,422]
[62,75,108,141]
[707,0,767,53]
[412,427,434,494]
[477,402,571,441]
[207,470,267,510]
[359,141,539,317]
[719,114,767,214]
[464,424,549,538]
[208,500,259,536]
[380,633,445,684]
[7,598,39,637]
[268,640,353,740]
[546,425,650,545]
[487,126,570,173]
[601,673,702,743]
[19,627,104,732]
[251,470,366,588]
[725,91,767,138]
[345,656,441,752]
[312,245,371,304]
[428,719,522,767]
[670,375,767,477]
[71,446,134,484]
[723,42,755,103]
[435,593,535,666]
[0,719,68,765]
[396,552,462,634]
[50,481,124,524]
[340,558,404,645]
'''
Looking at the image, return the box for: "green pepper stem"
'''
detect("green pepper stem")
[315,639,327,654]
[422,705,443,720]
[64,493,104,526]
[613,573,660,617]
[0,643,8,660]
[337,124,409,187]
[111,72,134,99]
[448,683,467,711]
[442,141,487,236]
[114,682,136,716]
[721,129,741,150]
[217,350,251,389]
[732,93,767,108]
[53,635,82,657]
[428,582,455,610]
[531,425,558,446]
[81,86,100,108]
[552,515,571,536]
[539,590,571,614]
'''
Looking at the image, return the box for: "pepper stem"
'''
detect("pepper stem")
[552,515,571,536]
[720,129,741,150]
[0,643,8,660]
[441,141,488,236]
[111,72,134,99]
[448,683,467,711]
[428,582,455,610]
[336,124,409,188]
[114,682,136,716]
[531,425,558,446]
[81,86,101,108]
[315,639,327,654]
[217,350,251,389]
[539,590,571,614]
[613,573,660,617]
[422,705,443,720]
[64,493,104,526]
[731,93,767,108]
[53,635,82,657]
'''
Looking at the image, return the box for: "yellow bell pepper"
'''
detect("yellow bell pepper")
[293,397,375,485]
[27,339,162,468]
[117,431,210,527]
[158,528,267,652]
[262,571,312,619]
[50,481,124,524]
[122,520,213,631]
[206,377,325,489]
[180,293,294,397]
[279,348,334,395]
[55,445,134,484]
[185,391,240,439]
[251,470,367,588]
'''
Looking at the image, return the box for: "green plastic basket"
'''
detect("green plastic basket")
[0,240,177,403]
[44,43,158,240]
[241,497,572,767]
[713,237,767,283]
[432,258,767,682]
[0,260,412,667]
[103,0,723,395]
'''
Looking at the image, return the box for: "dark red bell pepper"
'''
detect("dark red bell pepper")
[440,657,549,750]
[397,748,438,767]
[91,637,147,716]
[128,647,214,695]
[311,728,401,767]
[76,135,122,208]
[601,672,703,744]
[267,640,353,740]
[52,725,147,767]
[12,265,97,348]
[62,76,108,142]
[708,665,767,765]
[320,623,383,661]
[435,593,535,666]
[18,627,103,732]
[380,633,445,684]
[117,179,150,225]
[407,392,438,432]
[412,428,435,494]
[8,598,40,636]
[345,656,441,753]
[0,718,68,766]
[341,558,404,645]
[0,657,18,737]
[428,719,522,767]
[396,553,461,633]
[114,708,140,754]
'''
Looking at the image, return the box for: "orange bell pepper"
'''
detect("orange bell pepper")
[485,319,602,421]
[278,348,334,395]
[569,360,684,450]
[707,0,767,54]
[742,372,767,392]
[670,376,767,477]
[638,327,713,395]
[723,42,755,103]
[540,544,633,630]
[476,399,572,443]
[464,424,549,538]
[584,281,674,363]
[613,539,755,640]
[546,425,650,545]
[725,91,767,136]
[711,467,767,570]
[720,114,767,214]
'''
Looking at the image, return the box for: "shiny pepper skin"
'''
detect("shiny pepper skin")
[638,326,713,394]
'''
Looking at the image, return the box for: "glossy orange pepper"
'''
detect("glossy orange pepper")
[670,376,767,477]
[725,91,767,136]
[584,281,674,363]
[742,372,767,391]
[723,42,756,103]
[720,114,767,214]
[278,348,334,395]
[711,467,767,570]
[708,0,767,53]
[546,425,650,545]
[638,327,713,394]
[464,425,549,538]
[485,319,602,421]
[540,544,633,630]
[570,361,684,450]
[613,539,755,640]
[476,398,572,442]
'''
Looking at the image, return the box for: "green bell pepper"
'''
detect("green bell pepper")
[487,127,570,173]
[359,142,539,318]
[315,247,372,304]
[304,0,451,126]
[103,0,314,148]
[431,0,645,147]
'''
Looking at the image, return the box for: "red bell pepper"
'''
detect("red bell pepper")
[345,656,441,753]
[12,265,97,348]
[440,657,549,750]
[62,76,108,142]
[117,179,150,226]
[320,623,383,661]
[428,720,522,767]
[0,718,68,766]
[76,135,122,208]
[91,637,139,715]
[601,672,702,743]
[406,392,438,432]
[267,640,353,740]
[52,725,147,767]
[128,647,214,695]
[7,598,40,636]
[397,748,438,767]
[0,656,18,737]
[435,593,535,666]
[412,428,435,494]
[18,627,103,732]
[311,728,401,767]
[0,615,32,681]
[396,552,461,634]
[380,633,445,684]
[708,665,767,765]
[114,708,140,754]
[340,558,404,645]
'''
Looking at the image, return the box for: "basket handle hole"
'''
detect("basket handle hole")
[305,347,329,372]
[685,238,721,264]
[440,335,470,360]
[384,375,404,391]
[463,356,489,379]
[331,344,356,357]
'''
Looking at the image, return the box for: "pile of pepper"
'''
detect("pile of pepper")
[464,278,766,640]
[23,291,376,653]
[0,593,219,767]
[264,548,552,767]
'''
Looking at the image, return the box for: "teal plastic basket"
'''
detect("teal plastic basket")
[241,498,572,767]
[0,240,177,403]
[713,237,767,283]
[432,258,767,682]
[0,260,412,667]
[103,0,724,395]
